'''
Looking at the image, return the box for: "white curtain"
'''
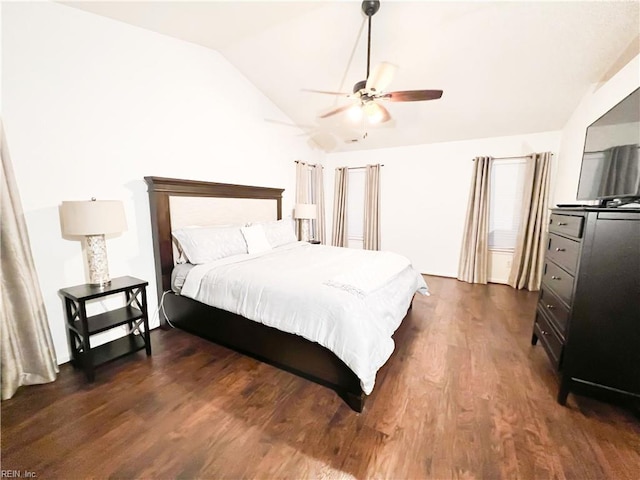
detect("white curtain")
[508,152,552,290]
[332,167,349,247]
[457,157,492,284]
[363,164,380,250]
[1,121,59,400]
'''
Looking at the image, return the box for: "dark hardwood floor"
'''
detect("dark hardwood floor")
[2,276,639,479]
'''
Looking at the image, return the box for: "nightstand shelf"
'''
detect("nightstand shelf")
[73,306,144,335]
[88,335,147,366]
[59,276,151,382]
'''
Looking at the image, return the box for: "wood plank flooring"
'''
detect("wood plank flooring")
[2,276,639,479]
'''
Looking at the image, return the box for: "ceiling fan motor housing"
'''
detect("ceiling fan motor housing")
[353,80,367,93]
[362,1,380,17]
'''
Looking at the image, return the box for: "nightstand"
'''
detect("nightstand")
[59,276,151,382]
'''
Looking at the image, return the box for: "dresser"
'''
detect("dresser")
[532,207,640,405]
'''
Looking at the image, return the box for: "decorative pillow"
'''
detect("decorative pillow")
[172,225,247,264]
[241,225,272,255]
[262,219,298,248]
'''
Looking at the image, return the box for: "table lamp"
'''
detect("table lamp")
[294,203,317,242]
[61,198,127,287]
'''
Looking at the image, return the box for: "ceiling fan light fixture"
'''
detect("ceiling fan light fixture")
[363,102,384,123]
[347,104,363,122]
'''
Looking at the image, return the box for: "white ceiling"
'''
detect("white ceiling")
[63,1,639,153]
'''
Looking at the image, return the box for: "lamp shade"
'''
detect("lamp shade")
[61,200,127,236]
[294,203,317,220]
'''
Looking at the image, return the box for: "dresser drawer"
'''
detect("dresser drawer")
[542,261,574,305]
[549,214,584,238]
[538,287,570,337]
[534,309,564,368]
[547,233,580,275]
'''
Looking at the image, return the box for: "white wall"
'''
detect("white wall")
[2,2,323,364]
[323,131,562,279]
[553,55,639,205]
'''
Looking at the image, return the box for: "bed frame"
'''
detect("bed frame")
[144,176,368,411]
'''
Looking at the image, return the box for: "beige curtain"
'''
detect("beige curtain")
[599,145,639,198]
[457,156,492,284]
[364,164,381,250]
[296,161,326,243]
[295,161,310,239]
[1,122,58,400]
[311,164,326,244]
[508,152,552,290]
[332,167,348,247]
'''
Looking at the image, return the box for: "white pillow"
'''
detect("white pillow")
[172,225,203,264]
[241,225,272,254]
[262,219,298,248]
[172,225,247,264]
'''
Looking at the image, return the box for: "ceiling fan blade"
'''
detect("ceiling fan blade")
[366,62,397,93]
[319,104,354,119]
[302,88,350,96]
[384,90,443,102]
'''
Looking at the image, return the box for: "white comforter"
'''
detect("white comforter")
[180,242,429,394]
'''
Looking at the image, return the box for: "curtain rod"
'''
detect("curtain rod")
[586,146,639,154]
[294,161,384,170]
[473,153,554,161]
[346,164,385,170]
[294,160,322,167]
[490,155,531,161]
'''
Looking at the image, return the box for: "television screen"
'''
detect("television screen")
[576,88,640,201]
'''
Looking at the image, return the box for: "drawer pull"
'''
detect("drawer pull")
[551,275,561,280]
[546,304,555,309]
[555,247,566,252]
[557,222,568,226]
[540,330,550,336]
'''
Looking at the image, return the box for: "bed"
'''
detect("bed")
[144,176,427,412]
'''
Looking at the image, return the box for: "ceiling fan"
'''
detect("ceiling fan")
[309,0,443,124]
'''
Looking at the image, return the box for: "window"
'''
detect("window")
[347,169,365,247]
[307,166,316,239]
[488,159,528,250]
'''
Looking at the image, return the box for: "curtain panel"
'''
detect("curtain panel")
[295,161,310,240]
[295,161,326,243]
[457,156,492,284]
[599,145,640,198]
[332,167,349,247]
[1,121,58,400]
[311,164,326,244]
[363,164,381,250]
[508,152,552,290]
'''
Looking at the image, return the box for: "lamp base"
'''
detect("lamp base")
[300,219,310,242]
[86,234,111,287]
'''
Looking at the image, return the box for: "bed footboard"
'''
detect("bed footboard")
[163,292,367,412]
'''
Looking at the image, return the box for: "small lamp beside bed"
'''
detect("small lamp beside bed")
[60,198,127,287]
[294,203,317,242]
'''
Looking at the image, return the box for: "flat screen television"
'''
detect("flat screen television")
[576,87,640,205]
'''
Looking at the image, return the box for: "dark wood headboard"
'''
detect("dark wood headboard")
[144,176,284,302]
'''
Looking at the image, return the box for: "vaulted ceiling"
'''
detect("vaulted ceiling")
[63,1,639,152]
